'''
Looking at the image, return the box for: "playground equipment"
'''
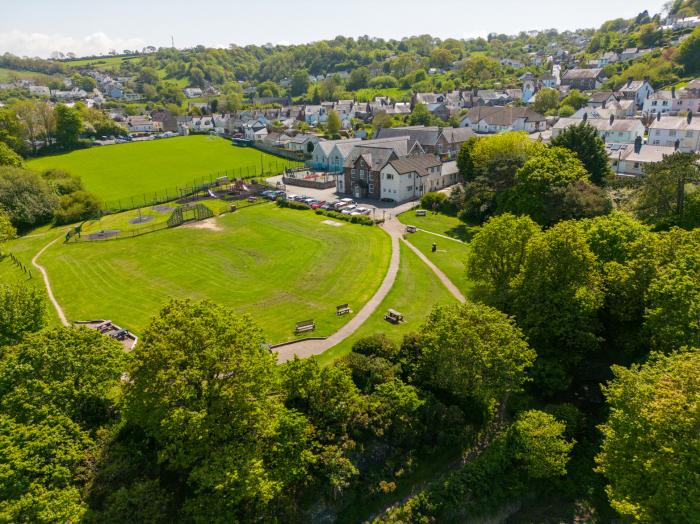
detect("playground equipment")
[167,203,214,227]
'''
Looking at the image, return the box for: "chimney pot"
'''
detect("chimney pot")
[675,138,680,151]
[583,112,588,122]
[688,112,693,125]
[672,86,676,98]
[657,111,662,121]
[610,114,615,125]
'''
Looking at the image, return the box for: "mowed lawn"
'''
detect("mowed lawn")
[38,204,391,344]
[316,243,458,365]
[27,136,299,203]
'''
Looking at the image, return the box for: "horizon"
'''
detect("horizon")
[1,0,669,59]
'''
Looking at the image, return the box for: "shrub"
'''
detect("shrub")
[54,190,102,225]
[277,199,310,210]
[314,208,374,226]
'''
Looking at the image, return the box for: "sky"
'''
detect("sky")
[1,0,671,58]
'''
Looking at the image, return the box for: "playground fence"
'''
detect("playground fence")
[5,253,32,278]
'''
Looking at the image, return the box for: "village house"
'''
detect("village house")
[342,146,400,199]
[150,110,179,133]
[379,155,443,203]
[587,91,619,108]
[28,85,50,97]
[618,78,654,109]
[561,68,605,90]
[287,134,320,154]
[648,113,700,152]
[607,140,678,177]
[374,126,474,160]
[461,106,547,134]
[552,116,645,144]
[184,87,203,98]
[126,115,161,134]
[310,138,362,171]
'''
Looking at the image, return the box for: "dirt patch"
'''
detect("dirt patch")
[182,218,223,232]
[86,230,120,240]
[322,220,344,227]
[128,215,154,225]
[152,205,174,213]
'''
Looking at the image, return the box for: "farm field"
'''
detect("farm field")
[316,243,459,366]
[34,204,391,344]
[27,136,301,204]
[63,55,142,70]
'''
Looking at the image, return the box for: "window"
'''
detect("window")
[386,173,393,180]
[669,130,677,137]
[351,168,356,177]
[407,186,412,191]
[634,162,640,169]
[369,184,374,192]
[653,140,660,145]
[687,131,694,138]
[359,169,365,178]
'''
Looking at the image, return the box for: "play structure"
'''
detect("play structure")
[167,203,214,227]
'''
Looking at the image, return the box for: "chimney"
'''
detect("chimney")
[602,100,607,109]
[657,111,662,121]
[672,86,676,98]
[688,112,694,125]
[634,135,642,154]
[674,139,680,151]
[609,114,615,125]
[627,76,633,86]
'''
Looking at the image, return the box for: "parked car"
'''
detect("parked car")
[355,207,371,215]
[310,201,325,209]
[341,205,357,215]
[287,194,299,201]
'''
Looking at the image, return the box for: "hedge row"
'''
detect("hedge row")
[314,209,374,226]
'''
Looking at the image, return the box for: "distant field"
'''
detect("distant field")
[63,55,142,70]
[0,67,58,84]
[32,204,391,344]
[27,136,300,204]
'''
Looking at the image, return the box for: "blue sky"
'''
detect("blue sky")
[1,0,670,57]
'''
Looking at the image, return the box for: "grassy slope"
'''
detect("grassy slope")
[37,205,391,344]
[316,242,458,366]
[27,136,299,203]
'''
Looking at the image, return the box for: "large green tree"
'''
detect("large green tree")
[678,26,700,75]
[0,142,23,167]
[415,302,536,413]
[596,348,700,523]
[466,213,541,301]
[550,122,613,186]
[0,284,45,347]
[511,221,604,393]
[0,167,57,230]
[54,104,83,149]
[123,299,313,521]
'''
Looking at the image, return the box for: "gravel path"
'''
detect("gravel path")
[32,236,70,327]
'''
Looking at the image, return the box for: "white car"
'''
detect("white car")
[355,207,371,215]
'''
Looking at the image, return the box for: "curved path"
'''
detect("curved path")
[32,236,70,327]
[276,215,466,362]
[276,221,401,363]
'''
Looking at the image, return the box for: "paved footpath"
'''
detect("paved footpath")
[276,213,465,362]
[276,222,401,362]
[32,236,70,327]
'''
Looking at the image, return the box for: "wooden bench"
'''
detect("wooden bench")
[336,304,351,316]
[384,309,404,324]
[247,196,256,203]
[416,209,427,216]
[405,225,417,233]
[295,320,316,333]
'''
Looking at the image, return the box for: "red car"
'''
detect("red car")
[310,200,326,209]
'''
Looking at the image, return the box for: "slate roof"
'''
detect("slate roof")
[563,68,604,80]
[465,106,546,126]
[387,154,442,176]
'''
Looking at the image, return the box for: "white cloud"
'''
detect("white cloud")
[0,30,146,58]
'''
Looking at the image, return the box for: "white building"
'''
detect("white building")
[552,117,644,144]
[607,142,678,177]
[379,155,443,203]
[648,114,700,152]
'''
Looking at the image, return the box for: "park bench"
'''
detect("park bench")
[336,304,351,316]
[416,209,427,216]
[295,320,316,333]
[384,309,404,324]
[247,196,256,203]
[405,225,417,233]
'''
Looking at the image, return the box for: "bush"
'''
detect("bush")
[420,192,447,212]
[0,166,57,231]
[54,190,102,225]
[276,199,311,210]
[368,75,399,89]
[314,208,374,226]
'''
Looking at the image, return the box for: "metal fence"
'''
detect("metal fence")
[101,159,303,214]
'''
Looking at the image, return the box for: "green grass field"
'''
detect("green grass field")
[31,204,391,344]
[316,243,458,365]
[63,55,142,70]
[27,136,300,204]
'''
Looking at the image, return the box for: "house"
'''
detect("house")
[191,116,214,132]
[379,154,443,202]
[373,126,474,160]
[618,78,654,109]
[461,106,547,134]
[561,68,605,90]
[643,89,677,115]
[287,134,320,154]
[607,141,678,177]
[648,113,700,152]
[620,48,640,61]
[600,51,619,65]
[552,116,645,144]
[343,146,400,199]
[573,100,634,121]
[126,116,160,133]
[243,121,268,141]
[310,138,362,170]
[151,110,178,132]
[28,85,50,97]
[587,91,619,108]
[304,105,327,126]
[184,87,203,98]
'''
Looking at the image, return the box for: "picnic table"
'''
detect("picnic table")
[336,303,351,316]
[384,309,404,324]
[416,209,427,216]
[405,225,417,233]
[295,319,316,333]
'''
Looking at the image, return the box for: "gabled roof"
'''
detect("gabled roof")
[465,106,546,126]
[563,68,604,80]
[344,146,398,170]
[374,126,442,147]
[387,154,442,176]
[649,116,700,131]
[588,91,618,103]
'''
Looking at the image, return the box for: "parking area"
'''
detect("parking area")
[265,174,418,220]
